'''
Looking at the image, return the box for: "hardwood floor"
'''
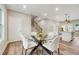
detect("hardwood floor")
[3,39,79,55]
[3,41,23,55]
[59,40,79,55]
[3,41,58,55]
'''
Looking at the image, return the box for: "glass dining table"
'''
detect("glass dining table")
[28,35,54,55]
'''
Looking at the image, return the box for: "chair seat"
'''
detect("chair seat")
[43,42,55,52]
[43,36,59,52]
[28,41,37,48]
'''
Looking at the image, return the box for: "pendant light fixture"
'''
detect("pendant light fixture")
[64,13,70,23]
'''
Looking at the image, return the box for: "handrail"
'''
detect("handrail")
[32,16,44,32]
[33,20,42,32]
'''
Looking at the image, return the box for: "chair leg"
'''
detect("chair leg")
[22,47,24,55]
[58,48,60,55]
[25,49,27,55]
[51,52,53,55]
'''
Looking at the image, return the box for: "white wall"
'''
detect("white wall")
[0,5,8,54]
[7,10,31,42]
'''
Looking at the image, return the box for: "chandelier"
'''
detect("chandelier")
[64,13,70,23]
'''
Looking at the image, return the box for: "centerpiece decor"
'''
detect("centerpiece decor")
[36,31,47,43]
[37,32,44,39]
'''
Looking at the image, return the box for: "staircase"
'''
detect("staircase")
[31,16,42,32]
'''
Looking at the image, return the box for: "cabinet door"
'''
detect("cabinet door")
[62,32,72,42]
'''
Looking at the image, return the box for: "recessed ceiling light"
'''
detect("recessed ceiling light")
[44,13,47,16]
[23,5,27,8]
[56,8,59,11]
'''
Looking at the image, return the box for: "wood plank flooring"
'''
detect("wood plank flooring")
[3,39,79,55]
[59,40,79,55]
[3,41,58,55]
[3,41,23,55]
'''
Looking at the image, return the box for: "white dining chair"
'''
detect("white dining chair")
[43,35,60,55]
[20,32,37,55]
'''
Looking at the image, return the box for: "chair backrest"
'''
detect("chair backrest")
[19,32,28,49]
[51,36,60,50]
[20,32,37,49]
[43,35,60,52]
[46,32,54,40]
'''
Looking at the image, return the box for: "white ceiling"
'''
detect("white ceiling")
[6,4,79,22]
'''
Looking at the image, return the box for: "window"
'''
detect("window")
[0,9,4,40]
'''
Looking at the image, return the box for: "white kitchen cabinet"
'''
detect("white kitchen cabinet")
[62,32,72,42]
